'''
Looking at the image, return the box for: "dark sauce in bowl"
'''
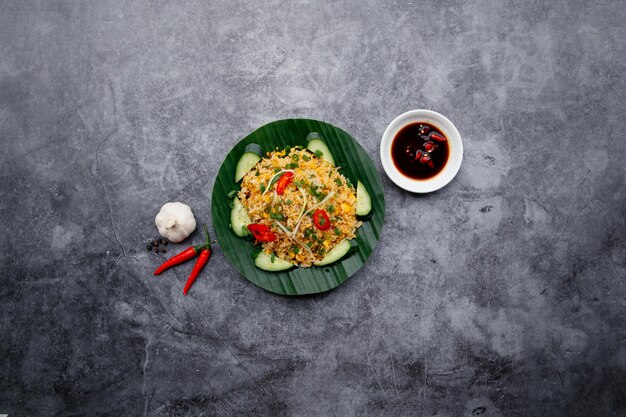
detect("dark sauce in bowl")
[391,122,449,180]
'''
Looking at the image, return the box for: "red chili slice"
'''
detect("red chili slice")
[247,224,277,242]
[429,132,447,142]
[313,209,331,231]
[275,172,294,195]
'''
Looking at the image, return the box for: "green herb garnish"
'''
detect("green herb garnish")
[327,204,335,213]
[314,150,323,158]
[302,154,310,162]
[260,183,266,193]
[270,212,285,221]
[291,154,300,161]
[334,227,341,235]
[334,178,343,186]
[269,173,283,187]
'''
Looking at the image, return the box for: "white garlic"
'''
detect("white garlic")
[155,202,196,243]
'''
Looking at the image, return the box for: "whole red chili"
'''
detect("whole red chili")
[247,224,277,242]
[154,245,202,275]
[153,224,211,275]
[183,246,211,295]
[313,209,331,231]
[275,172,294,195]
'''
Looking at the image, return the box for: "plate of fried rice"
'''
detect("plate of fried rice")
[211,119,385,295]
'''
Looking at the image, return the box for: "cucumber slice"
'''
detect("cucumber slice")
[235,143,263,182]
[306,133,335,166]
[315,239,355,266]
[230,197,252,237]
[255,252,293,272]
[356,180,371,216]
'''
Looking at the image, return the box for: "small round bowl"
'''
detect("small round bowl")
[380,109,463,193]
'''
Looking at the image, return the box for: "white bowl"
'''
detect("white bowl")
[380,109,463,193]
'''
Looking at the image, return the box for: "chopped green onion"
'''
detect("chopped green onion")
[255,171,260,176]
[269,173,283,187]
[302,154,310,162]
[271,253,275,263]
[227,190,237,198]
[229,201,235,208]
[291,154,300,161]
[293,246,300,254]
[274,167,281,173]
[286,199,293,205]
[314,150,323,158]
[260,183,266,193]
[285,162,299,169]
[334,178,343,186]
[327,204,335,213]
[334,227,341,235]
[270,212,285,221]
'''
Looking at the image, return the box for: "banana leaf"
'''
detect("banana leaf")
[211,119,385,295]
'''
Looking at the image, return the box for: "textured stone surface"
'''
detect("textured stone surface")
[1,0,625,415]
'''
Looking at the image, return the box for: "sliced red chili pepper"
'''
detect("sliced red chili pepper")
[247,224,277,242]
[429,132,447,142]
[313,209,331,231]
[275,172,294,195]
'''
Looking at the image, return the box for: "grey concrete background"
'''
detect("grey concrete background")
[1,0,625,415]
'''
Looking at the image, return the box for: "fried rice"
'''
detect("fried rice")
[238,146,361,267]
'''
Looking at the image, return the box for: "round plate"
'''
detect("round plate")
[211,119,385,295]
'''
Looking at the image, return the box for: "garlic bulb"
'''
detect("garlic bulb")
[155,202,196,243]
